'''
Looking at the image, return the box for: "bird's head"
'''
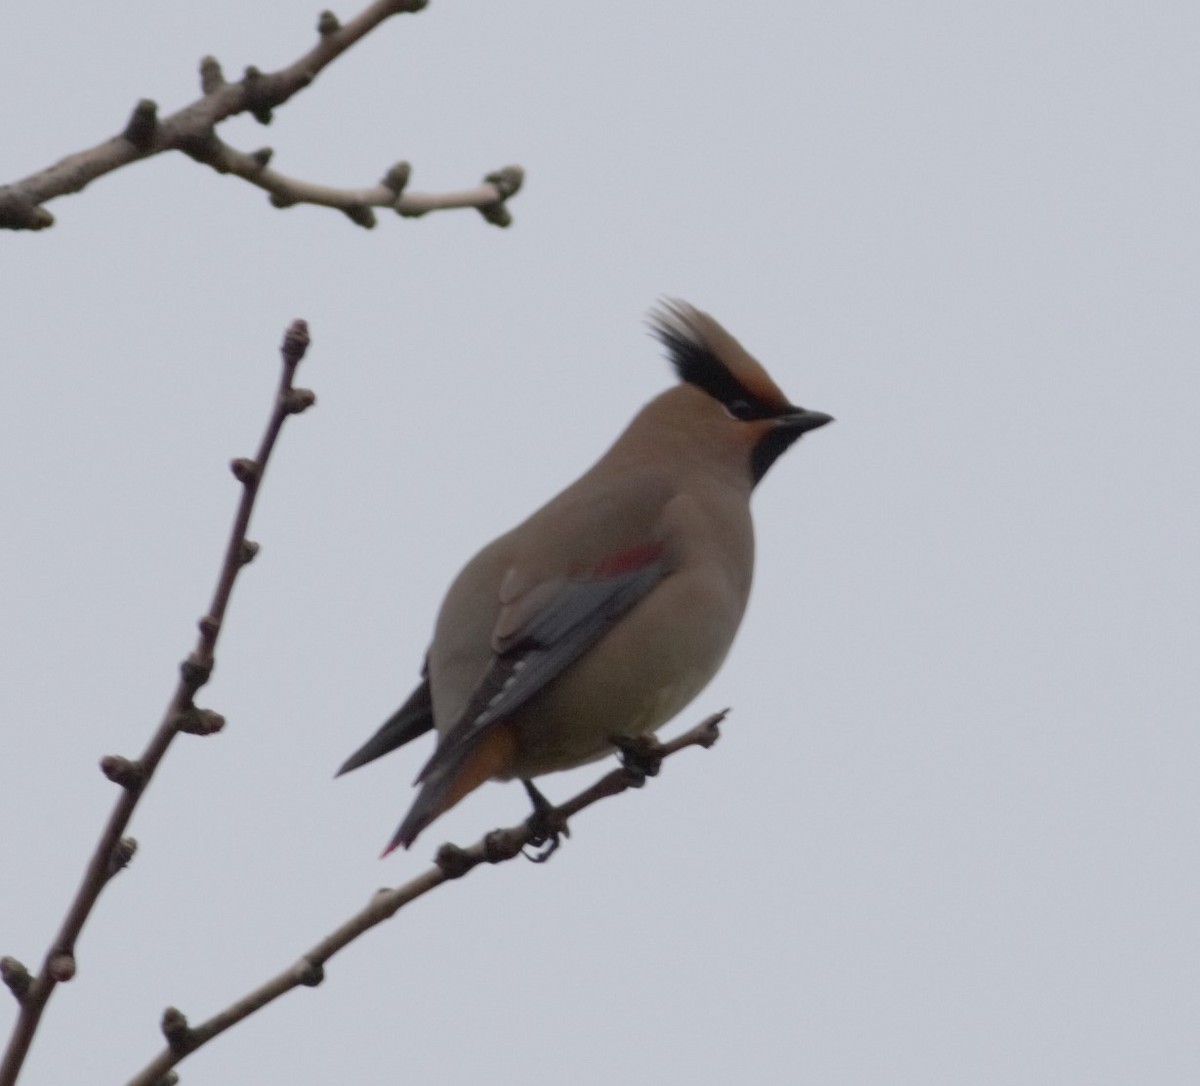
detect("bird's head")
[648,300,833,485]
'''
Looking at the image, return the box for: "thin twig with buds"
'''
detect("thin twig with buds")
[123,712,725,1086]
[0,320,317,1086]
[0,0,523,231]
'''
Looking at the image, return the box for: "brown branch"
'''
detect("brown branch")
[0,0,522,231]
[0,321,317,1086]
[123,712,725,1086]
[188,133,525,229]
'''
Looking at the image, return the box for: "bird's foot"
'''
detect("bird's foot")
[521,778,570,863]
[611,734,665,787]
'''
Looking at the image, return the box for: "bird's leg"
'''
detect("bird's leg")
[521,778,571,863]
[611,734,665,787]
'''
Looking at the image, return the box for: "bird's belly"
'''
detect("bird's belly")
[502,669,711,779]
[499,577,740,779]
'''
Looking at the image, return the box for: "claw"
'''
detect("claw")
[610,734,665,787]
[521,778,570,863]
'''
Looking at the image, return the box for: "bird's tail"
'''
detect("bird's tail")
[383,722,519,855]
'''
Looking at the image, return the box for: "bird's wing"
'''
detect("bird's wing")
[415,544,667,787]
[335,661,434,775]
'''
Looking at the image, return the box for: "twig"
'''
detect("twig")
[0,0,523,231]
[123,712,726,1086]
[0,320,317,1086]
[188,134,524,228]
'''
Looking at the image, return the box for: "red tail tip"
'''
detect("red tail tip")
[379,836,412,859]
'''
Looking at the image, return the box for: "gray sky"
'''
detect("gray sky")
[2,1,1198,1083]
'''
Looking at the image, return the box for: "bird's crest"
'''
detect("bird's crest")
[648,300,791,417]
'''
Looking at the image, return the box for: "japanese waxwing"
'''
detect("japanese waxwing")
[338,300,832,853]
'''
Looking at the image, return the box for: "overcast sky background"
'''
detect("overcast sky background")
[2,2,1198,1084]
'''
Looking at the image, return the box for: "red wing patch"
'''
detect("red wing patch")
[583,541,665,579]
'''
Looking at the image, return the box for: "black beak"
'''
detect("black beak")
[777,406,834,435]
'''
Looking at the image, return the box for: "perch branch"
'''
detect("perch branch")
[0,0,522,231]
[123,713,725,1086]
[0,321,316,1086]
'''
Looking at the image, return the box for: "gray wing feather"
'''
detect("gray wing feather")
[415,560,666,785]
[336,666,434,776]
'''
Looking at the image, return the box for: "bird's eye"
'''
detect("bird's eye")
[725,399,755,420]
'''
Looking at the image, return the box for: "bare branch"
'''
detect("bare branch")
[0,0,522,231]
[123,712,726,1086]
[180,130,525,229]
[0,321,317,1086]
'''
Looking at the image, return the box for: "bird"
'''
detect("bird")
[337,300,832,854]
